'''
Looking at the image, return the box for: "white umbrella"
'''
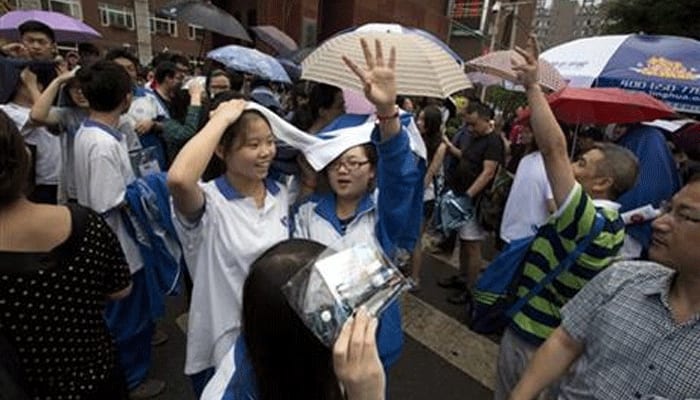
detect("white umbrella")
[302,23,471,98]
[540,34,700,113]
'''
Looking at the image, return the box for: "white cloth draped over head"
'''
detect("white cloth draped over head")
[245,102,427,171]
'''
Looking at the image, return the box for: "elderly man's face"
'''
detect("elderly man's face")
[21,32,54,60]
[650,182,700,272]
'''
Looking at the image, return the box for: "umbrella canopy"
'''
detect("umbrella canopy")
[158,0,251,42]
[519,87,676,125]
[207,45,291,83]
[251,25,298,56]
[288,47,315,64]
[541,34,700,114]
[301,23,471,98]
[0,10,101,42]
[276,57,301,81]
[466,50,566,92]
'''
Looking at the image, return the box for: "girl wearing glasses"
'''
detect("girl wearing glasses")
[291,41,423,371]
[169,39,422,397]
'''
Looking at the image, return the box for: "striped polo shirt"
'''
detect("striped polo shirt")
[510,183,625,345]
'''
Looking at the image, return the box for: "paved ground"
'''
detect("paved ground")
[146,238,500,400]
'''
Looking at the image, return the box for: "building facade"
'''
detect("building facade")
[4,0,210,64]
[534,0,608,50]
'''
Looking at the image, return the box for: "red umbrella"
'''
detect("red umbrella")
[518,87,677,125]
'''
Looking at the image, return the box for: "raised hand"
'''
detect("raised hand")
[511,34,541,90]
[342,38,397,115]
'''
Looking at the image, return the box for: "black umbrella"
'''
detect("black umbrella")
[158,0,251,42]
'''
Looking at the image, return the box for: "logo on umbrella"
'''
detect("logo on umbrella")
[630,57,700,81]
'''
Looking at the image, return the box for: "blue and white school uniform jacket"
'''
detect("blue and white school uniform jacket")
[172,177,292,375]
[292,127,423,369]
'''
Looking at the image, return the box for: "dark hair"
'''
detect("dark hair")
[309,83,341,122]
[579,127,603,141]
[0,110,31,206]
[150,52,172,69]
[77,60,131,112]
[466,101,494,121]
[105,48,139,68]
[218,110,271,155]
[209,69,231,81]
[154,61,177,84]
[420,105,443,163]
[59,77,82,108]
[251,78,270,89]
[168,54,190,68]
[77,43,100,57]
[591,142,639,200]
[200,91,250,181]
[18,20,55,43]
[228,70,244,92]
[242,239,344,400]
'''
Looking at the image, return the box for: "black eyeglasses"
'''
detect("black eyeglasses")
[329,159,370,171]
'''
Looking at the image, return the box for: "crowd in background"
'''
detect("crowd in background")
[1,18,699,400]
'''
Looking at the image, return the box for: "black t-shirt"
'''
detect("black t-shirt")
[447,131,505,195]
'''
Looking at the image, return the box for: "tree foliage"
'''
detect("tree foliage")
[602,0,700,40]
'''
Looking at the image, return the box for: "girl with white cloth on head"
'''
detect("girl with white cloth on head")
[168,38,423,398]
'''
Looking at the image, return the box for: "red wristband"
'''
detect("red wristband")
[376,106,399,121]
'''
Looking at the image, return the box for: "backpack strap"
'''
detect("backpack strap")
[506,212,607,318]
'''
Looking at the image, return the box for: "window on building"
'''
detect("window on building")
[150,15,177,37]
[99,4,135,30]
[41,0,82,19]
[188,24,204,40]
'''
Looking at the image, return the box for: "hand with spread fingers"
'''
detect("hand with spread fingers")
[342,38,397,115]
[333,308,385,400]
[511,34,541,90]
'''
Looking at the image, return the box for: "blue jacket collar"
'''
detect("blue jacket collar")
[83,119,123,141]
[214,175,281,201]
[314,192,375,234]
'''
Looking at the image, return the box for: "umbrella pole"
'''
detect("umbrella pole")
[570,124,580,159]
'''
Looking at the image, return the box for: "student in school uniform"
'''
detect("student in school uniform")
[169,39,422,398]
[292,105,422,369]
[72,60,165,399]
[197,39,424,400]
[167,95,292,397]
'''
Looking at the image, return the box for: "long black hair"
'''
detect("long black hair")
[0,110,31,206]
[420,105,443,163]
[242,239,344,400]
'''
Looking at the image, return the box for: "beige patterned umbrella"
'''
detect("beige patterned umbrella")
[302,23,472,99]
[466,50,566,92]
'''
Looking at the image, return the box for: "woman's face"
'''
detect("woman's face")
[220,116,276,182]
[327,145,375,201]
[416,111,426,135]
[68,85,89,108]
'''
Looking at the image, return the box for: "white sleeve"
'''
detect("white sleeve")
[87,150,127,213]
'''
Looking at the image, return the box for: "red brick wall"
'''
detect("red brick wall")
[84,0,210,63]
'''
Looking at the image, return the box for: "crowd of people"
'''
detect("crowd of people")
[0,17,699,400]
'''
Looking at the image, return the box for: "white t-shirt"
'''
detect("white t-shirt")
[73,119,144,274]
[172,177,291,375]
[0,103,61,185]
[500,151,554,243]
